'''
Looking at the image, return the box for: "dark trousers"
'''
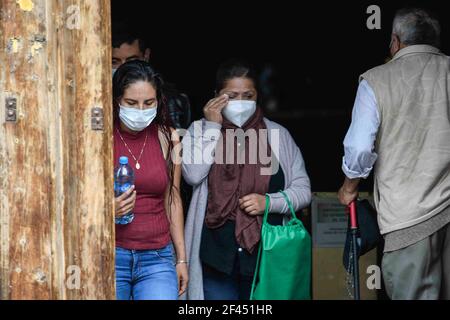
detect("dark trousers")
[202,258,253,300]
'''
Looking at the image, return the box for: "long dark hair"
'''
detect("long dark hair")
[113,60,176,218]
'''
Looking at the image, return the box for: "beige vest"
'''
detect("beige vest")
[361,45,450,234]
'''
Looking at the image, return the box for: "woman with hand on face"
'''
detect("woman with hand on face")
[181,59,311,300]
[113,60,188,300]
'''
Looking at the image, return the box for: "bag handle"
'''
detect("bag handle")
[251,195,270,300]
[263,190,300,225]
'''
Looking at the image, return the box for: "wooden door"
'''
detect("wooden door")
[0,0,114,299]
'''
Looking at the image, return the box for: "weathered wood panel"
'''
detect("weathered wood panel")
[0,0,114,299]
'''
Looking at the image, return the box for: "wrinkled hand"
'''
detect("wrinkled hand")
[203,94,229,124]
[115,185,136,217]
[338,186,358,206]
[239,193,266,216]
[176,263,189,296]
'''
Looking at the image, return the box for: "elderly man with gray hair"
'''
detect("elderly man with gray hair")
[338,7,450,300]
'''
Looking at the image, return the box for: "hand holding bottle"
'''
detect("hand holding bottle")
[115,185,136,218]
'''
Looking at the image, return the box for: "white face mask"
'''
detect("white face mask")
[119,105,157,132]
[222,100,257,127]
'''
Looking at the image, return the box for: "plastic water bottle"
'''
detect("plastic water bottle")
[114,156,135,225]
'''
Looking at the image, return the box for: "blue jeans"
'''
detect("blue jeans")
[115,244,178,300]
[202,258,253,300]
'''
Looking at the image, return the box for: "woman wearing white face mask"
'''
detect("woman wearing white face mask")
[181,59,312,300]
[112,60,188,300]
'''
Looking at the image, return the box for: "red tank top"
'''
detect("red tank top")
[113,122,170,250]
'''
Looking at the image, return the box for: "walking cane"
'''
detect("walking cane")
[349,201,360,300]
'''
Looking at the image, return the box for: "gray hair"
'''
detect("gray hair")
[392,8,441,48]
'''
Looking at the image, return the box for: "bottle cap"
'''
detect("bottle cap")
[119,156,128,165]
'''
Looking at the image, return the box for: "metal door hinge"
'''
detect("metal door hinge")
[5,97,17,122]
[91,107,104,130]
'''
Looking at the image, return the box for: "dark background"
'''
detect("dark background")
[111,0,449,193]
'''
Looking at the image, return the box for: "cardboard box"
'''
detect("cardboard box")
[311,193,380,300]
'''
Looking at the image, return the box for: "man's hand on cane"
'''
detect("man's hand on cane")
[338,177,360,206]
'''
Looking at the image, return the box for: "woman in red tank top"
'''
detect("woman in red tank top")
[112,60,188,300]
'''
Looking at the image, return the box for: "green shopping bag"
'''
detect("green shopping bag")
[250,191,312,300]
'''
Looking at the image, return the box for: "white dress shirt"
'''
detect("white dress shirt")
[342,79,380,179]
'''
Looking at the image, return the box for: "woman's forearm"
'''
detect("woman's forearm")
[166,128,186,261]
[181,120,221,186]
[268,146,311,215]
[169,194,186,261]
